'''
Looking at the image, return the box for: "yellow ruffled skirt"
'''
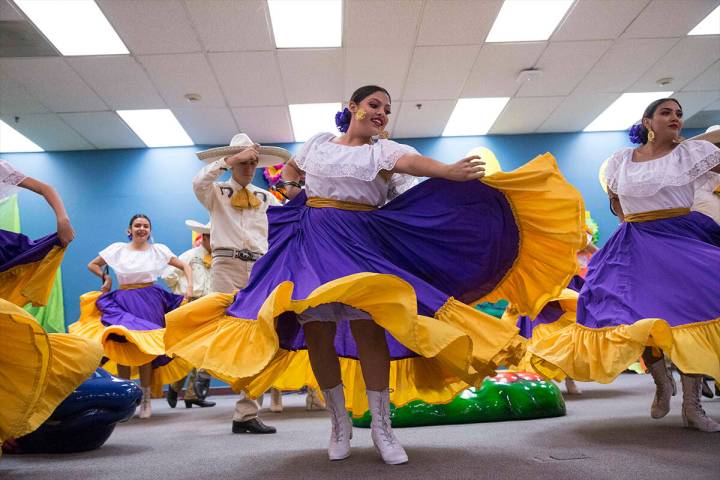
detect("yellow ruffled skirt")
[69,290,192,390]
[165,153,586,416]
[0,299,102,445]
[0,245,65,307]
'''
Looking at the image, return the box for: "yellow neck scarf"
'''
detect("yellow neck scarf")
[231,187,261,209]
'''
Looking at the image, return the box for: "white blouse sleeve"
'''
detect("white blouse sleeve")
[99,242,125,266]
[153,243,176,263]
[293,133,335,170]
[603,151,623,194]
[376,140,420,172]
[0,160,27,200]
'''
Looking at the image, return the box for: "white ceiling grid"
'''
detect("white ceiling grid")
[0,0,716,151]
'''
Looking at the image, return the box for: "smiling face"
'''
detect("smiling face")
[348,90,391,137]
[128,217,151,244]
[643,99,683,142]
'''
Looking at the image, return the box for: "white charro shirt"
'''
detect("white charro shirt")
[0,160,26,201]
[294,133,420,207]
[162,245,212,298]
[604,140,720,215]
[99,242,176,286]
[192,160,281,253]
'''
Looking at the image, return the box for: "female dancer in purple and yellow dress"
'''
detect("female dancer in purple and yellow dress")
[70,214,193,419]
[0,160,102,450]
[529,98,720,432]
[164,85,586,464]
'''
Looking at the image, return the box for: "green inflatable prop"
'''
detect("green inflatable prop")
[351,372,565,428]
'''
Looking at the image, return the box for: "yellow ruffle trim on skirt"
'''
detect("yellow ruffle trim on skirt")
[69,291,191,387]
[477,153,586,318]
[165,272,526,417]
[0,299,102,443]
[0,245,65,307]
[503,288,579,376]
[528,316,720,383]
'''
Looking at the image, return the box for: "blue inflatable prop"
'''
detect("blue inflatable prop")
[6,368,141,454]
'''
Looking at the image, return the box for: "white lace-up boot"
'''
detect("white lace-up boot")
[367,388,408,465]
[681,374,720,432]
[322,384,352,460]
[648,358,676,418]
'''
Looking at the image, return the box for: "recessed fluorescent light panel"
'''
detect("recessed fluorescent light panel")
[288,103,341,142]
[0,119,43,153]
[584,91,674,132]
[486,0,574,42]
[268,0,342,48]
[688,5,720,35]
[442,98,510,137]
[117,110,193,148]
[14,0,129,56]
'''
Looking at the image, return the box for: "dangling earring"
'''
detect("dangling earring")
[127,233,132,240]
[379,130,390,139]
[647,129,655,143]
[355,108,367,120]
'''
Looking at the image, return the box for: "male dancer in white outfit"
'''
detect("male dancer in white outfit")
[193,134,289,434]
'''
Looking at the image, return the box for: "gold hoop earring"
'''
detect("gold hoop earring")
[355,109,367,120]
[647,129,655,143]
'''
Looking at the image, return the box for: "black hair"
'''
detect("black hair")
[350,85,391,105]
[633,98,683,145]
[128,213,152,229]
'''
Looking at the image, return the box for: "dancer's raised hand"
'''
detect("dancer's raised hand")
[442,155,485,182]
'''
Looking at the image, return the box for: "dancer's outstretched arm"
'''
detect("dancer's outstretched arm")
[393,154,485,182]
[18,176,75,246]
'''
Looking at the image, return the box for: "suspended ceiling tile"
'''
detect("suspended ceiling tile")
[59,111,144,149]
[517,40,613,97]
[0,57,106,112]
[392,99,456,138]
[682,60,720,92]
[98,0,202,54]
[552,0,650,41]
[184,0,274,52]
[1,113,94,150]
[139,53,226,108]
[622,0,720,38]
[344,46,413,101]
[462,43,547,98]
[404,45,481,100]
[537,92,619,132]
[489,96,565,134]
[277,49,343,104]
[173,107,239,146]
[231,106,294,144]
[417,0,502,46]
[68,56,165,110]
[632,36,720,91]
[0,72,49,115]
[575,38,678,93]
[344,0,423,47]
[209,51,286,107]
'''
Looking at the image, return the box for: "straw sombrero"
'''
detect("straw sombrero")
[196,133,291,167]
[687,126,720,147]
[185,220,211,235]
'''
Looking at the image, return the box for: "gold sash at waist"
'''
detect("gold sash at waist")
[306,197,377,211]
[119,282,155,290]
[625,208,691,223]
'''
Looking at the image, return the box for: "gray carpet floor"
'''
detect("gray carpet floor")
[2,374,718,480]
